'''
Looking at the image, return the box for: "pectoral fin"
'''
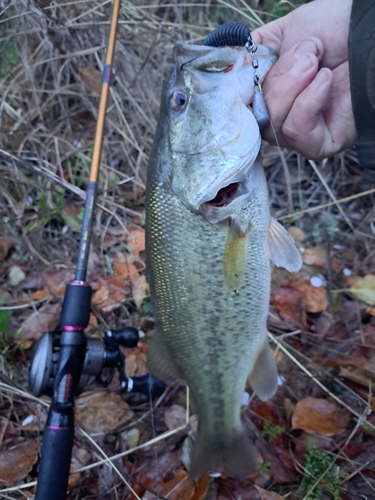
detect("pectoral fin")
[147,334,181,382]
[268,218,302,272]
[223,225,249,292]
[248,335,278,402]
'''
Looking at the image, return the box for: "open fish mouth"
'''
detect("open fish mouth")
[205,182,240,207]
[198,157,264,224]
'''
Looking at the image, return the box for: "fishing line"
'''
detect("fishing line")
[268,117,294,213]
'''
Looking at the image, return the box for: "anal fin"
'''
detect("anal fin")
[269,217,302,272]
[147,334,181,383]
[248,335,278,402]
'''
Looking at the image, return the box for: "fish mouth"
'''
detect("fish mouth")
[198,156,264,224]
[205,182,240,208]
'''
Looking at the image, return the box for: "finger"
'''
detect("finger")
[259,38,324,145]
[281,68,334,158]
[261,51,320,147]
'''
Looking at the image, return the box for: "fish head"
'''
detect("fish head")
[163,41,277,220]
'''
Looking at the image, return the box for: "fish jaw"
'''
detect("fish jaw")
[166,42,276,213]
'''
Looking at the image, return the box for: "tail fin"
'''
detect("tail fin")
[188,427,257,480]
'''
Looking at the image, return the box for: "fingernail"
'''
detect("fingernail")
[294,39,319,58]
[290,54,313,76]
[310,68,330,88]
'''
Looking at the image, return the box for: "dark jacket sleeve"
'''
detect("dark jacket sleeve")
[349,0,375,184]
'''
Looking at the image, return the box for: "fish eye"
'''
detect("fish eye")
[170,90,187,111]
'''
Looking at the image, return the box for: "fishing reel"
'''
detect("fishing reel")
[29,327,165,399]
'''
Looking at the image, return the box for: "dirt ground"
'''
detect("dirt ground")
[1,1,375,499]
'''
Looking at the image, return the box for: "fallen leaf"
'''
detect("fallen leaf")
[290,278,328,313]
[20,403,48,431]
[164,405,187,431]
[121,427,140,449]
[8,265,26,286]
[112,260,140,284]
[191,475,210,500]
[0,234,13,261]
[302,246,326,267]
[350,275,375,305]
[125,227,145,257]
[270,286,307,330]
[291,397,349,435]
[322,351,375,387]
[68,445,91,487]
[75,392,134,433]
[254,485,285,500]
[159,469,195,500]
[62,205,82,231]
[41,268,73,297]
[17,273,44,291]
[132,274,149,309]
[287,227,305,242]
[91,286,110,305]
[79,67,102,95]
[19,303,60,340]
[31,289,48,300]
[124,352,137,377]
[0,440,39,484]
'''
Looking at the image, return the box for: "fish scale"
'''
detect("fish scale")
[145,41,302,479]
[146,159,271,474]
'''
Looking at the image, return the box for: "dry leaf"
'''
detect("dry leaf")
[20,403,48,431]
[19,303,60,340]
[323,352,375,387]
[191,475,210,500]
[0,440,39,484]
[112,260,140,284]
[254,486,285,500]
[125,227,145,257]
[270,286,307,330]
[350,275,375,305]
[75,392,134,433]
[287,227,305,242]
[62,205,82,231]
[8,265,26,286]
[68,445,91,487]
[302,246,326,267]
[41,268,73,297]
[79,67,102,95]
[159,469,195,500]
[132,274,149,309]
[91,286,110,305]
[291,397,349,436]
[164,405,187,431]
[31,289,48,300]
[0,234,13,261]
[290,278,328,313]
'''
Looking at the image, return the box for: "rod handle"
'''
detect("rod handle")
[35,426,74,500]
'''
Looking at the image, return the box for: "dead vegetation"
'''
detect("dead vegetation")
[1,0,375,499]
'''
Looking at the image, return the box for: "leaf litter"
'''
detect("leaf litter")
[1,0,375,499]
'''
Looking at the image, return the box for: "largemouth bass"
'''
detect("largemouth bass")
[145,40,302,479]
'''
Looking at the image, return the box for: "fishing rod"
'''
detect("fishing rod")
[28,1,164,499]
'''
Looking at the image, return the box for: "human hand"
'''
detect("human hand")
[252,0,355,159]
